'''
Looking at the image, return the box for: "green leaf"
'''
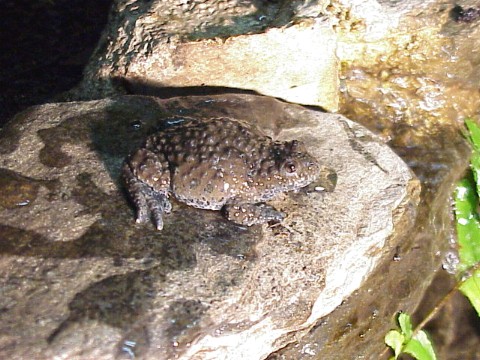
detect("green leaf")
[465,118,480,152]
[403,331,437,360]
[385,313,437,360]
[385,330,404,358]
[455,119,480,315]
[471,153,480,197]
[464,119,480,196]
[397,312,413,339]
[459,269,480,316]
[454,178,480,273]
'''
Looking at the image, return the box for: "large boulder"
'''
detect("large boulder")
[0,94,419,359]
[72,0,339,110]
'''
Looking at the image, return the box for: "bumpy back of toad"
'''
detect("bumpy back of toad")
[245,139,320,203]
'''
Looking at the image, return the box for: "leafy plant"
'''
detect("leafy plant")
[385,313,436,360]
[385,118,480,359]
[454,118,480,316]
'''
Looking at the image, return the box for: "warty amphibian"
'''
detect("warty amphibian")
[122,117,320,230]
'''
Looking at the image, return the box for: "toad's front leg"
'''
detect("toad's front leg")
[222,203,285,226]
[123,148,171,230]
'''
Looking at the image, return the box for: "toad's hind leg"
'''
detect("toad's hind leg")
[222,203,285,226]
[122,149,171,230]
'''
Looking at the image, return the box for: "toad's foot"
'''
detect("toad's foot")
[222,203,285,226]
[123,164,171,230]
[138,185,172,230]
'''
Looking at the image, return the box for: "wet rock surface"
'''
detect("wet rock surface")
[0,94,418,359]
[331,0,480,358]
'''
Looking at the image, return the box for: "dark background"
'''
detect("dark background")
[0,0,113,127]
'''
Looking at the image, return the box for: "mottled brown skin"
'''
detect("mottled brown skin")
[123,117,320,230]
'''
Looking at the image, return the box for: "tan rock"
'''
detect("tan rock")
[0,94,419,359]
[128,20,339,110]
[75,0,339,110]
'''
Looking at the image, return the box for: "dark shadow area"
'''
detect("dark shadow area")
[122,77,262,99]
[413,269,480,359]
[47,268,160,358]
[0,0,113,127]
[450,5,480,23]
[0,170,256,262]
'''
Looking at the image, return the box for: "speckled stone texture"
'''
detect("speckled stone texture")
[72,0,339,110]
[0,94,419,359]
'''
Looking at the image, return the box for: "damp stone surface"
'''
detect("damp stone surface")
[0,94,419,359]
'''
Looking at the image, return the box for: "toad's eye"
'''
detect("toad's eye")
[284,161,297,174]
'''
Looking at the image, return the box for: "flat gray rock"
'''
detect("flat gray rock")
[0,94,419,359]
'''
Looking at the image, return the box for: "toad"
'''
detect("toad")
[122,117,320,230]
